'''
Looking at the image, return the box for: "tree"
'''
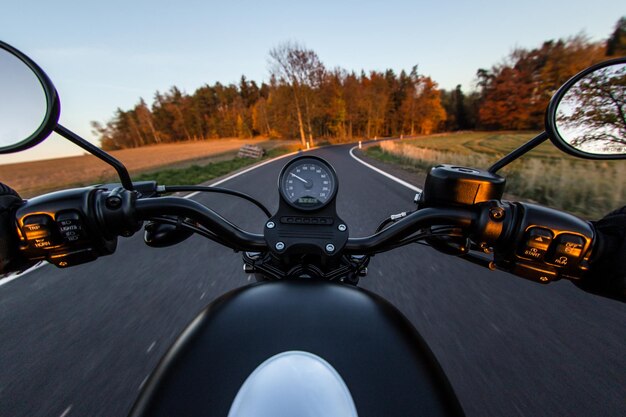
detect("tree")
[135,98,160,145]
[401,74,446,135]
[607,17,626,56]
[269,42,325,146]
[476,35,605,130]
[441,85,473,130]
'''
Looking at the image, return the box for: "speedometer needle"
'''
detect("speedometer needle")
[290,173,309,184]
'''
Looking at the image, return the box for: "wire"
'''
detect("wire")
[375,210,416,233]
[146,216,231,248]
[163,185,272,218]
[371,227,464,254]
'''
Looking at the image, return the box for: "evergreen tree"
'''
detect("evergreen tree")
[607,17,626,56]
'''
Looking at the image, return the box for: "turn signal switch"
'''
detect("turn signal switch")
[492,202,594,283]
[14,186,143,268]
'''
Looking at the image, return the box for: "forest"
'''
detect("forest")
[92,18,626,150]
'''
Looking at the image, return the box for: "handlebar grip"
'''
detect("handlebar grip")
[477,202,595,284]
[14,186,120,268]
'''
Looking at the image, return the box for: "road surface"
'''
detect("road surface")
[1,144,624,417]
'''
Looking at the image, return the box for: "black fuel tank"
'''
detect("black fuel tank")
[129,280,464,417]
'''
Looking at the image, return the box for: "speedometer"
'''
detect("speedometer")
[279,156,338,211]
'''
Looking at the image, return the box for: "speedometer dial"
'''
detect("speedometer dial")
[279,156,338,211]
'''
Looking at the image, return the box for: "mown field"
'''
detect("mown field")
[0,139,299,197]
[365,132,625,218]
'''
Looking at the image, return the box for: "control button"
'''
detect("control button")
[48,249,97,268]
[56,211,85,242]
[513,263,557,284]
[22,214,55,241]
[32,238,54,249]
[546,234,585,267]
[518,227,553,261]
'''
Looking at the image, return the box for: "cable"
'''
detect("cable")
[371,227,464,254]
[375,210,416,232]
[163,185,272,218]
[146,216,231,248]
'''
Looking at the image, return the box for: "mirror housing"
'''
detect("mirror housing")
[545,57,626,160]
[0,41,60,154]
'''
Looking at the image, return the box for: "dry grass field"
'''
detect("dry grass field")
[367,132,625,218]
[0,138,297,197]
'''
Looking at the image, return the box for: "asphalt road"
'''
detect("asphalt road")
[0,144,624,417]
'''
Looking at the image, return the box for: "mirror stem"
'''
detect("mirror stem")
[488,131,549,173]
[54,124,134,190]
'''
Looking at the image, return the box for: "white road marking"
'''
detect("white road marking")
[0,261,48,287]
[138,375,149,391]
[349,145,422,193]
[146,341,156,353]
[59,405,72,417]
[183,149,304,199]
[1,148,306,288]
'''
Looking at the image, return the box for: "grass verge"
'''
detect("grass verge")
[133,145,299,186]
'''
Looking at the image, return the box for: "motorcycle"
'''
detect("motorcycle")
[0,40,624,417]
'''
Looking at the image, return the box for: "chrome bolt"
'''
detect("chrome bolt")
[266,221,275,229]
[325,244,335,253]
[275,242,285,251]
[539,276,549,283]
[338,224,347,232]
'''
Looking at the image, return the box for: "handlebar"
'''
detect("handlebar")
[344,207,475,253]
[138,197,478,256]
[135,197,266,252]
[11,185,597,286]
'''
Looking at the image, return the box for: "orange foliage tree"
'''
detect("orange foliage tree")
[476,35,606,130]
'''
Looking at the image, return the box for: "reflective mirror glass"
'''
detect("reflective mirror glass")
[0,48,48,148]
[555,63,626,155]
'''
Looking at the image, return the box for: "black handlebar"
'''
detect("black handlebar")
[135,197,267,252]
[345,207,475,254]
[12,186,597,286]
[134,197,477,255]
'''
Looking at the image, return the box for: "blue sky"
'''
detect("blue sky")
[1,0,624,162]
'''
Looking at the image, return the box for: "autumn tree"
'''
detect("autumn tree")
[401,71,446,135]
[269,42,325,146]
[477,35,605,130]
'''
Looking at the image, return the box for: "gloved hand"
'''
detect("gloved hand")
[576,206,626,302]
[0,183,26,274]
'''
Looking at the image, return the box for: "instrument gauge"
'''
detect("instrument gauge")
[279,156,338,211]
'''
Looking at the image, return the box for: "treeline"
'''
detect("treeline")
[93,18,626,150]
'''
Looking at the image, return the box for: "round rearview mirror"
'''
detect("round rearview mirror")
[546,58,626,159]
[0,41,60,154]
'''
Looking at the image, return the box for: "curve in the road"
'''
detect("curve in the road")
[348,145,422,193]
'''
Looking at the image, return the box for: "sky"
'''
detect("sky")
[1,0,624,163]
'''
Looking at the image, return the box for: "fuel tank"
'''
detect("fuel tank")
[129,280,464,417]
